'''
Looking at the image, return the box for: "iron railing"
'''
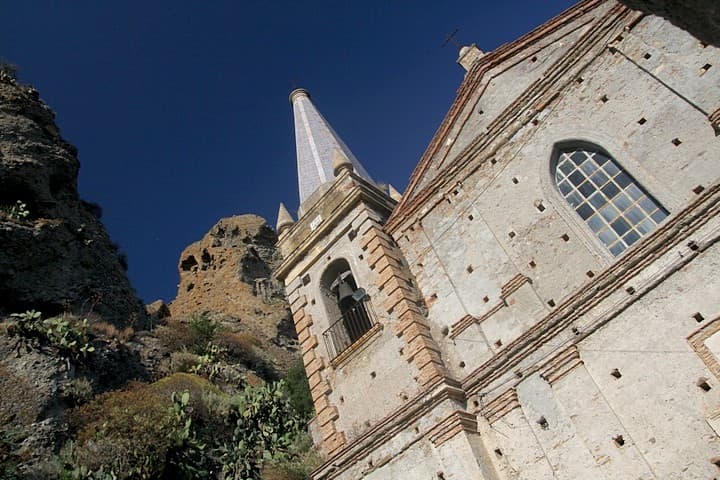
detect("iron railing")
[322,299,376,360]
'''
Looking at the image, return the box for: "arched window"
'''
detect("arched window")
[554,145,668,256]
[320,259,375,360]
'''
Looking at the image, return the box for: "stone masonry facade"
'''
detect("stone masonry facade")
[276,1,720,478]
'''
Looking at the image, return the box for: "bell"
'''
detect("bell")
[336,278,354,302]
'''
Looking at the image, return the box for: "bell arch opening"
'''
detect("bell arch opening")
[319,259,375,360]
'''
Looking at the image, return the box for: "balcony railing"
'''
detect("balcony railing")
[322,299,376,360]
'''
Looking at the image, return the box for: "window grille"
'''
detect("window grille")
[555,147,668,256]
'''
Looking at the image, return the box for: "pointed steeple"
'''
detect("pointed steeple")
[290,88,373,204]
[276,202,295,235]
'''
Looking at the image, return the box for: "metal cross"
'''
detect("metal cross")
[441,28,461,49]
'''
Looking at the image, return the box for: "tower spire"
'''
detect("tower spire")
[289,88,374,205]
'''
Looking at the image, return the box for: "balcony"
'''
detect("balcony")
[322,299,377,361]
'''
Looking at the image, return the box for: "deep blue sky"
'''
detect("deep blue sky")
[3,1,575,304]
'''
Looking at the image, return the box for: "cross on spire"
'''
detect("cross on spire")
[441,28,461,49]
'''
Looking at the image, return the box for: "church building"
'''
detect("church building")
[275,0,720,478]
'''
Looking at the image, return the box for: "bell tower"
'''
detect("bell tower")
[275,89,488,479]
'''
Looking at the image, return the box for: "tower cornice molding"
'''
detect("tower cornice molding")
[275,171,396,281]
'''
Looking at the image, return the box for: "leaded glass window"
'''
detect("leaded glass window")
[555,147,668,256]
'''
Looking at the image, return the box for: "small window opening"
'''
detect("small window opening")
[693,312,705,322]
[535,201,546,212]
[478,108,484,115]
[370,371,376,379]
[698,378,712,392]
[441,326,449,336]
[560,233,570,242]
[547,299,556,307]
[466,265,474,274]
[494,448,503,457]
[537,416,549,429]
[643,52,652,60]
[473,400,480,408]
[532,118,539,126]
[613,435,625,446]
[459,361,466,368]
[348,230,357,241]
[611,368,622,379]
[302,274,311,285]
[483,295,490,303]
[671,138,682,146]
[529,260,536,268]
[586,270,595,278]
[688,241,699,251]
[512,177,519,184]
[508,230,516,239]
[626,286,635,294]
[600,94,609,103]
[490,158,498,165]
[572,326,580,335]
[700,63,712,75]
[358,254,364,260]
[494,339,503,348]
[693,185,705,194]
[576,76,584,84]
[638,117,646,125]
[468,214,474,220]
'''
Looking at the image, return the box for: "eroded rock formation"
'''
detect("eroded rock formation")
[170,214,298,370]
[0,69,144,326]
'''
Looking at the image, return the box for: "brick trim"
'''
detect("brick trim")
[361,223,448,387]
[290,301,345,455]
[480,388,520,424]
[539,346,582,385]
[687,315,720,381]
[428,410,478,446]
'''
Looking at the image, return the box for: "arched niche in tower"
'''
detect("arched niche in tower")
[319,259,374,360]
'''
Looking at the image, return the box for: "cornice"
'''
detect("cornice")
[275,172,395,280]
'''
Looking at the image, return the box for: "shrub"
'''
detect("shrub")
[155,316,215,355]
[65,373,218,479]
[261,432,322,480]
[7,311,95,361]
[89,321,133,342]
[216,380,303,480]
[282,360,314,421]
[63,377,94,406]
[169,351,201,374]
[214,331,261,363]
[188,313,219,343]
[0,200,29,221]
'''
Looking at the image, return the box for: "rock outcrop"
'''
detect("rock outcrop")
[0,69,144,327]
[170,214,298,371]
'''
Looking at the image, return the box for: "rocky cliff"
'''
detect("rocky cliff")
[169,214,298,371]
[0,68,144,326]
